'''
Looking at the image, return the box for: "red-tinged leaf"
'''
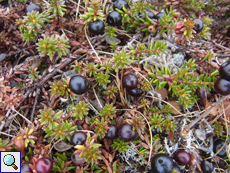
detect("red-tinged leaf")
[137,140,149,149]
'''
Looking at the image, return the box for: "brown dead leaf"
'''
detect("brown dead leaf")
[166,131,174,141]
[0,109,5,116]
[73,48,87,54]
[156,88,168,100]
[167,101,181,115]
[70,40,80,47]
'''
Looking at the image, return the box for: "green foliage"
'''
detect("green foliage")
[129,41,167,60]
[101,61,113,74]
[100,103,116,119]
[103,85,118,99]
[0,138,9,148]
[113,49,133,72]
[150,105,173,115]
[158,11,175,35]
[95,71,110,86]
[78,134,102,165]
[105,26,117,38]
[184,0,205,11]
[149,59,217,109]
[204,49,216,62]
[44,120,77,141]
[70,101,89,120]
[19,11,49,42]
[111,138,130,154]
[38,107,60,125]
[50,78,74,99]
[37,34,70,60]
[28,67,39,81]
[149,114,176,133]
[212,121,224,137]
[86,63,98,77]
[94,118,108,139]
[79,0,105,24]
[53,153,75,172]
[47,0,67,18]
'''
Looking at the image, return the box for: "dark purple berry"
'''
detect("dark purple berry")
[35,157,53,173]
[21,162,32,173]
[113,0,129,11]
[107,11,122,26]
[213,139,227,157]
[88,20,105,35]
[173,149,191,165]
[105,124,118,139]
[201,160,214,173]
[145,10,155,19]
[71,153,85,166]
[25,3,42,13]
[127,88,143,97]
[122,73,138,89]
[193,18,204,33]
[153,12,164,20]
[151,154,174,173]
[71,131,87,145]
[196,87,206,99]
[69,75,88,95]
[118,123,137,142]
[214,78,230,95]
[219,61,230,81]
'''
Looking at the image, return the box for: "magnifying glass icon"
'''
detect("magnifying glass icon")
[3,154,18,170]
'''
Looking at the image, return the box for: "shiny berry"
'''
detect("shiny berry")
[35,157,53,173]
[21,162,32,173]
[69,75,88,95]
[105,124,118,139]
[214,78,230,95]
[88,20,105,35]
[107,11,122,26]
[174,21,185,35]
[193,18,203,33]
[145,10,155,19]
[196,11,206,18]
[71,131,87,145]
[14,137,25,150]
[71,153,85,166]
[153,12,164,20]
[122,73,138,89]
[213,139,227,157]
[219,61,230,81]
[127,88,143,97]
[201,160,214,173]
[173,149,191,165]
[151,154,174,173]
[25,3,42,13]
[113,0,129,11]
[118,123,137,142]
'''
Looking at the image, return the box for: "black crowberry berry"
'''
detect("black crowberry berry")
[88,20,105,35]
[214,78,230,95]
[107,11,122,26]
[151,154,174,173]
[113,0,129,11]
[219,61,230,81]
[122,73,138,89]
[118,123,137,142]
[69,75,89,95]
[25,3,42,13]
[193,18,204,33]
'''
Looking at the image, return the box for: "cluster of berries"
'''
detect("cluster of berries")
[214,61,230,95]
